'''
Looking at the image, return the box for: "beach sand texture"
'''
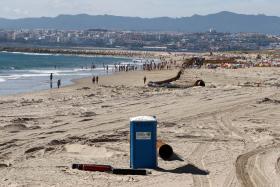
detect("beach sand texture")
[0,67,280,186]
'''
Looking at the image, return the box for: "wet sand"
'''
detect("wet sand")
[0,67,280,186]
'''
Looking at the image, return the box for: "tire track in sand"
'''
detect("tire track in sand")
[236,144,280,187]
[215,113,252,187]
[188,143,212,187]
[277,157,280,176]
[222,169,239,187]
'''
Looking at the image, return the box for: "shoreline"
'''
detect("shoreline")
[0,66,181,99]
[0,69,117,98]
[0,51,160,97]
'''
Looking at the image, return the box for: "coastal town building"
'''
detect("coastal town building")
[0,29,279,52]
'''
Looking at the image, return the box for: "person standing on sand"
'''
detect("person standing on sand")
[92,76,96,84]
[144,76,147,85]
[96,76,99,84]
[50,73,53,88]
[57,79,61,88]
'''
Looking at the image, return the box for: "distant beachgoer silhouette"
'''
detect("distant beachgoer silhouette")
[144,76,147,84]
[92,76,96,84]
[50,73,53,88]
[57,79,61,88]
[96,76,99,84]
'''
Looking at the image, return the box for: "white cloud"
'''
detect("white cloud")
[13,8,29,16]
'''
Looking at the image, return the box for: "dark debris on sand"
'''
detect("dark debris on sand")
[258,97,280,104]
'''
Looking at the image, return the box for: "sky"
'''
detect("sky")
[0,0,279,19]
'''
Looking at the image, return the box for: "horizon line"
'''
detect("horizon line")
[0,11,278,20]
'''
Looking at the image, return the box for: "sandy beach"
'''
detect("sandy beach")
[0,66,280,186]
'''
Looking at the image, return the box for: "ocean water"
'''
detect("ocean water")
[0,51,131,95]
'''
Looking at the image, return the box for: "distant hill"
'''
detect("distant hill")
[0,11,280,34]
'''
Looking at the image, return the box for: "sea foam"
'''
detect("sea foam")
[0,78,6,82]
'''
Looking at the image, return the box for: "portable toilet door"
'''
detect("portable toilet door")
[130,116,157,169]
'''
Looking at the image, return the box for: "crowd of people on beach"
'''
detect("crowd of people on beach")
[113,64,138,72]
[47,57,179,89]
[109,58,178,73]
[143,57,178,71]
[142,61,175,71]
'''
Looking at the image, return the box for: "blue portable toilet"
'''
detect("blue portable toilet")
[130,116,157,169]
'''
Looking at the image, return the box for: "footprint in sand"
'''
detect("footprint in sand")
[0,163,9,168]
[11,117,37,123]
[25,146,45,154]
[2,124,40,132]
[79,119,93,122]
[44,147,56,152]
[24,146,48,159]
[45,130,66,135]
[48,139,68,146]
[80,112,97,117]
[2,124,28,131]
